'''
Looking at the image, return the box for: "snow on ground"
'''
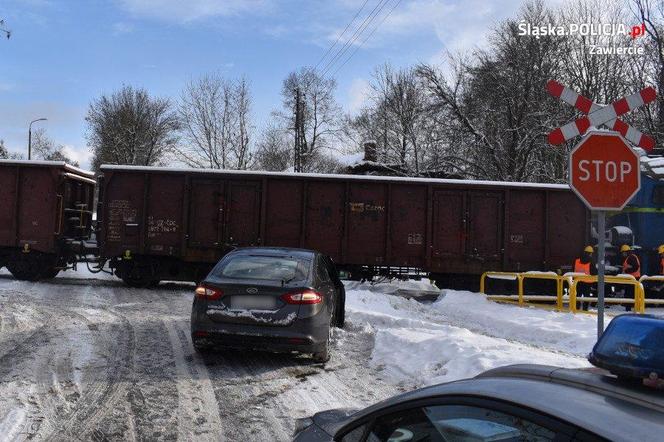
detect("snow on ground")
[0,270,611,440]
[343,279,592,388]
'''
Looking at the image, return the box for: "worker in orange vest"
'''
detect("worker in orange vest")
[621,244,641,278]
[621,244,641,311]
[574,245,594,310]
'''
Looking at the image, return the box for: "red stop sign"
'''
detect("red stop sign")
[569,131,641,210]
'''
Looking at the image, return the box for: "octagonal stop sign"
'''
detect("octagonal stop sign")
[569,131,641,210]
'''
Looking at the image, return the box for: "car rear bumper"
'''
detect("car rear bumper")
[191,310,329,354]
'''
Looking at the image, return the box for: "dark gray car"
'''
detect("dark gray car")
[293,364,664,441]
[190,247,345,362]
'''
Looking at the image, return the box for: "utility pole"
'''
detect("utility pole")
[293,88,306,172]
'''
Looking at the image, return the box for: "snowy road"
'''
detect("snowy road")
[0,271,594,441]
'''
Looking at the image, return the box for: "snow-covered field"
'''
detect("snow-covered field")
[0,269,604,441]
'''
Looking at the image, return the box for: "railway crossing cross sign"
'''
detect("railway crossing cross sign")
[547,80,655,339]
[547,80,657,151]
[569,131,641,211]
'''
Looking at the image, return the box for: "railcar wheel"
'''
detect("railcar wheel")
[41,268,60,279]
[7,261,43,281]
[121,273,154,288]
[120,260,156,288]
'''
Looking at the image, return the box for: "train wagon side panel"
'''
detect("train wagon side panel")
[146,173,185,257]
[185,177,224,262]
[346,182,388,266]
[546,191,588,270]
[225,180,261,248]
[430,189,466,273]
[467,190,503,269]
[505,189,546,271]
[0,165,18,249]
[0,166,61,254]
[430,187,504,275]
[101,170,147,257]
[388,184,427,268]
[304,180,345,262]
[264,179,303,249]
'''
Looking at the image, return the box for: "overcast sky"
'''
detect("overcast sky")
[0,0,524,168]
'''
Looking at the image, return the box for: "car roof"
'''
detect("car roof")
[227,247,318,259]
[333,364,664,441]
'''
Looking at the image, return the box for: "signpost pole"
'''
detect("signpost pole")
[597,210,605,338]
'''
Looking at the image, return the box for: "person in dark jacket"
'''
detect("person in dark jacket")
[574,246,594,310]
[621,244,641,311]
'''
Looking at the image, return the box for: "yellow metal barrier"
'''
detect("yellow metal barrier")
[568,275,645,314]
[481,272,560,308]
[639,275,664,307]
[480,272,520,296]
[519,272,563,310]
[481,271,646,314]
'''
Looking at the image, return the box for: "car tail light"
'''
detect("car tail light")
[195,285,223,300]
[281,289,323,305]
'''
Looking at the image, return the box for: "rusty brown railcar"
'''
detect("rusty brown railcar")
[0,160,96,280]
[98,165,589,287]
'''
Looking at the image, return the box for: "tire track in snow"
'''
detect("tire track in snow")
[165,319,224,441]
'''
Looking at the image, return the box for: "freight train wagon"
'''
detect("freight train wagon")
[0,160,96,280]
[97,165,589,287]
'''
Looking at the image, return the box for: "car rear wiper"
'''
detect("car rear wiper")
[282,276,296,286]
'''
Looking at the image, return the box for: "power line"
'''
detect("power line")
[330,0,403,78]
[318,0,392,79]
[301,0,385,93]
[318,0,390,78]
[0,19,10,39]
[312,0,371,72]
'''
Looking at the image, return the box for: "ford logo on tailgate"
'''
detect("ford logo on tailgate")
[246,287,258,294]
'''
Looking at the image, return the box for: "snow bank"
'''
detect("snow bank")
[371,326,587,387]
[344,283,592,388]
[432,290,603,356]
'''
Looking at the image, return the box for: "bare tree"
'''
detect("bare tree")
[31,128,79,166]
[632,0,664,147]
[416,1,570,182]
[254,126,291,171]
[347,64,432,174]
[560,0,633,102]
[277,67,342,170]
[230,78,253,169]
[86,85,179,170]
[176,74,253,169]
[0,140,23,160]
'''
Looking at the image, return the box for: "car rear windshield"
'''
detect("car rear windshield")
[212,255,311,282]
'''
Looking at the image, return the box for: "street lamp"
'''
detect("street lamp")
[28,118,47,160]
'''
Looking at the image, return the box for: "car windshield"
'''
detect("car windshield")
[212,255,310,282]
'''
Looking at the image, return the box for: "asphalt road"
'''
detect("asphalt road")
[0,273,401,441]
